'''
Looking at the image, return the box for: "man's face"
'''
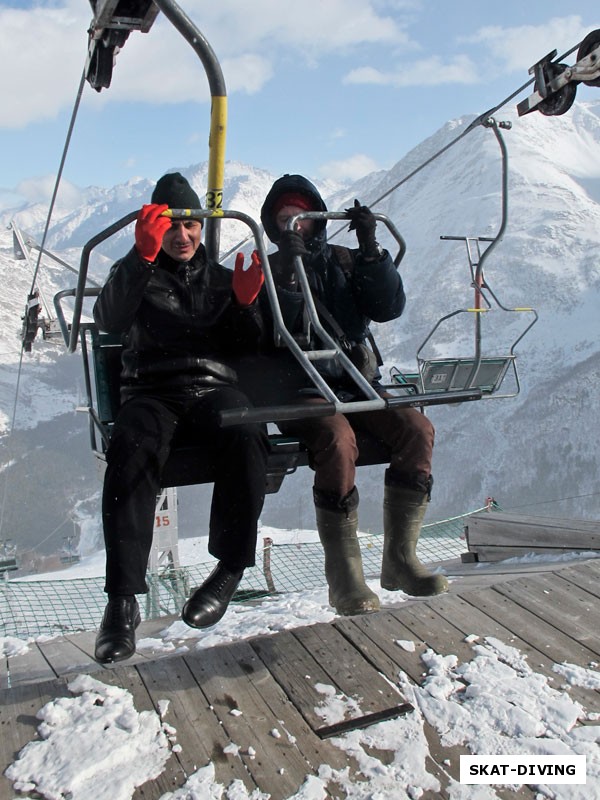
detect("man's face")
[275,205,315,240]
[161,219,202,261]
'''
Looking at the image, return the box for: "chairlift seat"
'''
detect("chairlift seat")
[420,356,514,394]
[87,329,391,494]
[392,355,515,396]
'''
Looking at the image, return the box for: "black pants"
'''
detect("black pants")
[102,387,269,595]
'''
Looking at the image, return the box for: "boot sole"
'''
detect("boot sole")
[380,578,449,596]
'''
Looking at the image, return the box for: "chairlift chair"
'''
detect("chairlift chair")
[390,118,538,402]
[53,208,408,496]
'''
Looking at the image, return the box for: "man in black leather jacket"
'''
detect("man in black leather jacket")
[93,172,269,663]
[260,174,448,616]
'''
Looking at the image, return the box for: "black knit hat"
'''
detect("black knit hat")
[151,172,202,209]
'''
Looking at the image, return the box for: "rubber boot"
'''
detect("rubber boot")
[381,483,448,596]
[316,505,380,615]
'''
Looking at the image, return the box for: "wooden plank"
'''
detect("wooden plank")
[466,513,600,550]
[467,512,600,534]
[292,622,408,716]
[457,585,600,668]
[0,677,71,799]
[36,636,100,679]
[0,655,7,691]
[334,612,459,798]
[334,611,429,685]
[390,602,483,668]
[336,610,534,798]
[94,665,187,800]
[426,592,600,710]
[465,545,595,562]
[3,642,57,688]
[206,640,350,778]
[554,560,600,598]
[391,601,539,799]
[136,654,253,793]
[493,574,600,658]
[251,627,355,732]
[184,639,347,800]
[63,629,99,662]
[303,618,456,800]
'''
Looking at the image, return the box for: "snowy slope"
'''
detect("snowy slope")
[1,100,600,564]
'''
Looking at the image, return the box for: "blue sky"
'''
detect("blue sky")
[1,1,599,211]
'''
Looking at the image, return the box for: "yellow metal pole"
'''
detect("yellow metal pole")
[152,0,227,259]
[206,95,227,216]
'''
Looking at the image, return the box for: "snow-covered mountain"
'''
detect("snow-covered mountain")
[1,100,600,567]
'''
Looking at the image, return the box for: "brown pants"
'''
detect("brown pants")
[278,399,435,500]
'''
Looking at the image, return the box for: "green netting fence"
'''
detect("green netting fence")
[1,507,487,639]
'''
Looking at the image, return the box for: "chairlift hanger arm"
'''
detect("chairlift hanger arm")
[86,1,227,260]
[152,0,226,259]
[412,116,537,399]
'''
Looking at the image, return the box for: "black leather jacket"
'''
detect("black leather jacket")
[93,244,264,401]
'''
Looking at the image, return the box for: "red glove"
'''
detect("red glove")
[232,250,264,306]
[135,203,171,263]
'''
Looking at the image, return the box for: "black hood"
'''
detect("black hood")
[260,174,328,243]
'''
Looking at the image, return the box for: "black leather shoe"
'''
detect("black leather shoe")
[182,563,243,629]
[94,596,141,664]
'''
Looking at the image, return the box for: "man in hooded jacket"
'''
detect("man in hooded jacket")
[260,174,448,616]
[93,172,268,663]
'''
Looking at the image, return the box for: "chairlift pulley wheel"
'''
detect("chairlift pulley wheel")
[86,30,129,92]
[87,42,114,91]
[577,29,600,87]
[536,62,577,116]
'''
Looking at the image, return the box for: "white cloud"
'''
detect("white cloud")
[344,54,479,87]
[195,0,407,52]
[0,1,87,127]
[0,0,409,128]
[16,175,83,209]
[342,14,599,92]
[317,153,381,182]
[465,15,598,72]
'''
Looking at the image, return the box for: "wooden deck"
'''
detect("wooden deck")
[1,555,599,799]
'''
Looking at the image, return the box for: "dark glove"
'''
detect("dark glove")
[345,199,380,259]
[278,229,308,262]
[135,203,171,263]
[232,250,264,306]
